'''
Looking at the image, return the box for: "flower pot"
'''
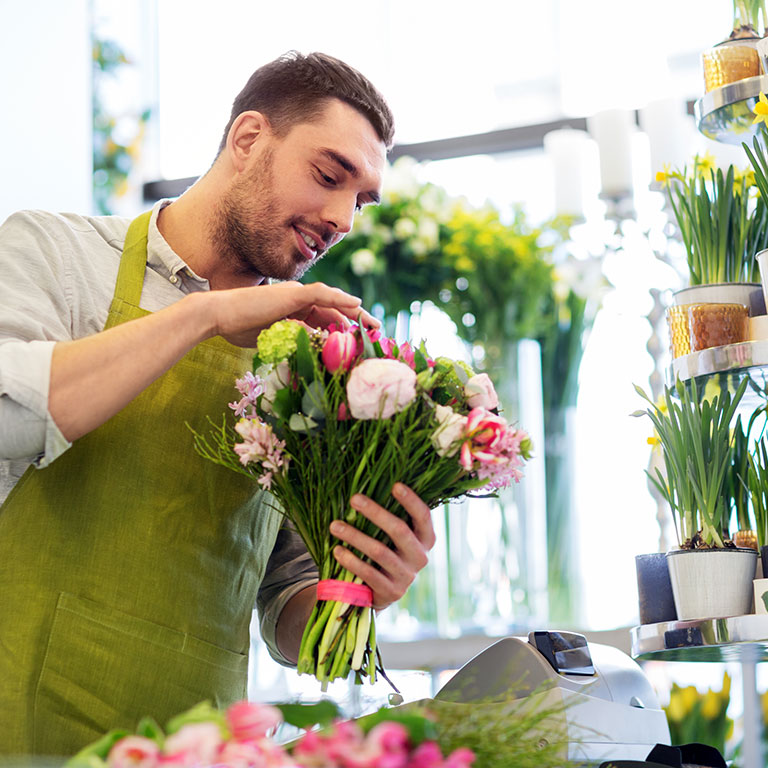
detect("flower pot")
[666,547,757,621]
[688,303,749,351]
[635,552,677,624]
[702,37,761,92]
[673,283,765,316]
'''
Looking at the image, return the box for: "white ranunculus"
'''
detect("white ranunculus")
[260,361,291,415]
[431,404,467,457]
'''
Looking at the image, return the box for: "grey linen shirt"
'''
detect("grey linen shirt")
[0,201,318,666]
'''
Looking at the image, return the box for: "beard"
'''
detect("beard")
[209,148,327,281]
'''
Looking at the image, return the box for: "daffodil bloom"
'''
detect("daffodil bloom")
[753,92,768,125]
[694,151,717,178]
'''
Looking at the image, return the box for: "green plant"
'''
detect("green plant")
[747,438,768,547]
[636,376,748,548]
[732,0,767,36]
[92,36,150,215]
[659,156,766,285]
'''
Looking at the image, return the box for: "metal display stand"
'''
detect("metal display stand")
[695,74,768,145]
[631,616,765,768]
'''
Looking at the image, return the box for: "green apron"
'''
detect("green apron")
[0,212,281,757]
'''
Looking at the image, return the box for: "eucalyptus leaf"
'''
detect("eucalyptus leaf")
[289,413,320,432]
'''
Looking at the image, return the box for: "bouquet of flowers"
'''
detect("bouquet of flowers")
[66,699,475,768]
[194,320,532,687]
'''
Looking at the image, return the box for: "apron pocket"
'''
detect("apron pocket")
[33,592,248,757]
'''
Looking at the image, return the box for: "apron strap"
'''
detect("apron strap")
[113,210,153,306]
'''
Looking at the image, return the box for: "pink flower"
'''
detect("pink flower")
[463,373,499,410]
[443,748,475,768]
[233,419,288,489]
[226,701,282,741]
[322,331,359,373]
[293,721,364,766]
[395,342,416,369]
[459,408,508,471]
[217,737,292,767]
[108,736,160,768]
[229,371,264,418]
[405,741,442,768]
[346,359,417,419]
[337,402,349,421]
[162,722,223,766]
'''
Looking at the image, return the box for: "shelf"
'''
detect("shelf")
[631,614,768,662]
[695,74,768,145]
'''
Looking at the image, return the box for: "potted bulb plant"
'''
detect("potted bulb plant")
[635,375,756,621]
[702,0,766,92]
[659,155,768,356]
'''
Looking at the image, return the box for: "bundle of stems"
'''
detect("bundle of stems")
[636,376,748,548]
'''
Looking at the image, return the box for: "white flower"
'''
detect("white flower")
[431,404,467,457]
[393,217,418,240]
[416,218,439,249]
[260,361,291,415]
[350,248,378,276]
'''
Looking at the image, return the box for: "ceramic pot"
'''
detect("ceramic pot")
[635,553,677,624]
[666,547,757,621]
[673,283,765,316]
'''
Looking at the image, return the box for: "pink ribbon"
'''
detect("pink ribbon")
[317,579,373,607]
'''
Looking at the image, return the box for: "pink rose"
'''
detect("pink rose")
[217,737,291,767]
[226,700,282,741]
[108,736,160,768]
[464,373,499,410]
[322,331,358,373]
[405,741,443,768]
[346,359,417,419]
[162,722,223,766]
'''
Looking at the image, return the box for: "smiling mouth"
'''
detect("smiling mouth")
[293,226,324,261]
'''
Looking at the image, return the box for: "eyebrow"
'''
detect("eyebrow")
[319,148,381,204]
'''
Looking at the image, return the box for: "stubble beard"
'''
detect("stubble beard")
[209,148,316,281]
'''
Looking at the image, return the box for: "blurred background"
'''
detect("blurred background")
[3,0,765,758]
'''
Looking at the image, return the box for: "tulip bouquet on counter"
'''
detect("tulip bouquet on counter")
[193,320,532,688]
[66,699,476,768]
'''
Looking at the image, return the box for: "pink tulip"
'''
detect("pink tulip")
[162,722,223,767]
[322,331,359,372]
[108,736,160,768]
[337,402,349,421]
[226,700,282,741]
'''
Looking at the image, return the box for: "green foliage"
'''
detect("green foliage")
[636,376,748,547]
[661,156,766,285]
[92,35,150,215]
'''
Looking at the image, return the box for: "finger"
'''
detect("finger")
[349,496,425,561]
[330,544,402,609]
[391,484,436,550]
[329,518,408,575]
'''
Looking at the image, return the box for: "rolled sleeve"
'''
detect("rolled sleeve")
[0,339,71,465]
[257,520,318,667]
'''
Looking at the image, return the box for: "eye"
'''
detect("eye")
[316,168,337,186]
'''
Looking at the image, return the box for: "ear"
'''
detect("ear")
[226,111,272,172]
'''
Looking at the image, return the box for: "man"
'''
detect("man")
[0,51,435,756]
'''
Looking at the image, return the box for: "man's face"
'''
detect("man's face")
[213,99,386,281]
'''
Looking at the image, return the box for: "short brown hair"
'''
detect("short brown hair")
[217,51,394,155]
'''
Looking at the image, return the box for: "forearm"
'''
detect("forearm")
[275,584,317,665]
[49,292,215,441]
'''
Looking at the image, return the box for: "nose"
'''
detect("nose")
[322,194,357,236]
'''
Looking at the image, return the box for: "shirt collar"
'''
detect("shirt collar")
[146,199,209,290]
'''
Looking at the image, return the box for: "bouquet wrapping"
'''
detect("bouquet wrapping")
[195,321,531,686]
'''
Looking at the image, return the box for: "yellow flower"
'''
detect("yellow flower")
[701,689,722,720]
[647,435,660,446]
[655,163,673,185]
[720,671,731,700]
[694,152,717,178]
[753,92,768,125]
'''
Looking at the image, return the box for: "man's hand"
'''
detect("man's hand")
[210,281,378,348]
[328,483,436,610]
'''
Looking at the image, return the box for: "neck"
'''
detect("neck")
[155,168,266,291]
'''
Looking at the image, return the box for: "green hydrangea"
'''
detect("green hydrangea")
[257,320,303,363]
[433,356,474,386]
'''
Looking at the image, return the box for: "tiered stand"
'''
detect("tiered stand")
[632,341,768,767]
